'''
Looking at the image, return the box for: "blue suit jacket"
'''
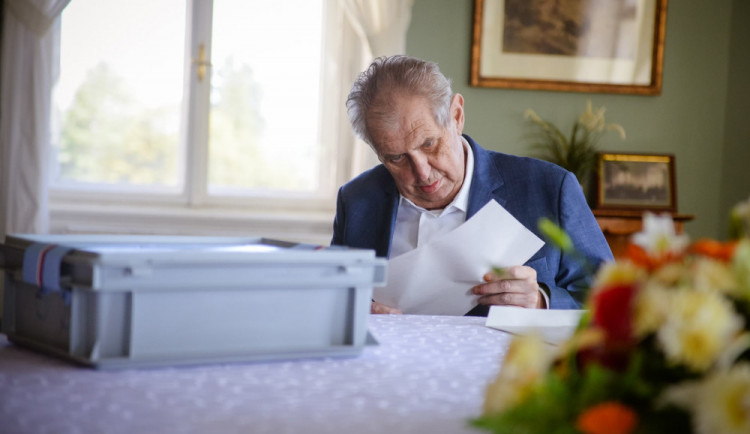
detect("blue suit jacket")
[331,135,613,313]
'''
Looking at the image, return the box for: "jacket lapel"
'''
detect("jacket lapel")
[380,181,400,258]
[465,135,506,219]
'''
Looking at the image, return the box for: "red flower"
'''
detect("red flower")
[592,283,638,344]
[575,284,638,372]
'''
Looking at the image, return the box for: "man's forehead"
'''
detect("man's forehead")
[372,118,437,153]
[370,100,439,151]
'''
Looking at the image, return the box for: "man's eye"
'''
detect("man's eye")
[388,154,405,164]
[422,140,434,149]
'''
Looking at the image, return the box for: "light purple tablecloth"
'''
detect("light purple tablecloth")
[0,314,512,434]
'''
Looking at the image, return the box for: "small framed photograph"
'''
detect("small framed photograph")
[594,152,676,212]
[470,0,668,95]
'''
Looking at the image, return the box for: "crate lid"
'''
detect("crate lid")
[1,234,386,293]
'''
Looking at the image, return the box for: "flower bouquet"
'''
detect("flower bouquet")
[473,199,750,434]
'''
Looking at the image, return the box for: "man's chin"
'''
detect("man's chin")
[410,194,451,210]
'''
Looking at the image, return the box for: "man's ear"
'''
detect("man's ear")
[451,93,465,134]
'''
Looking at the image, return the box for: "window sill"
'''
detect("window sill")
[49,201,336,245]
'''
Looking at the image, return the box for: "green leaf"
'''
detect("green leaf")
[538,218,574,253]
[471,375,580,434]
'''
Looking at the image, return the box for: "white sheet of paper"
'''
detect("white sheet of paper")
[375,200,544,315]
[485,305,585,345]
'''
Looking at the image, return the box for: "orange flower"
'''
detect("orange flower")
[576,402,638,434]
[624,243,682,271]
[689,238,738,262]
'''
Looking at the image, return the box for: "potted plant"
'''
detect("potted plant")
[524,101,626,200]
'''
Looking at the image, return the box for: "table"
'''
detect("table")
[0,315,512,434]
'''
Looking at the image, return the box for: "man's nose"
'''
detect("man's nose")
[410,153,431,182]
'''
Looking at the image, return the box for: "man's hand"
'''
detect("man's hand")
[371,300,403,314]
[471,265,545,309]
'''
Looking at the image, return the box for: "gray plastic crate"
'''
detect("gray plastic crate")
[0,234,386,369]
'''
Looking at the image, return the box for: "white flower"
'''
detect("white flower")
[657,288,743,371]
[661,363,750,434]
[606,122,627,140]
[577,100,606,132]
[692,257,738,295]
[631,212,690,256]
[523,108,544,125]
[633,283,671,337]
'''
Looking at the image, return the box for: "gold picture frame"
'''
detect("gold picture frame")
[593,152,677,212]
[470,0,668,95]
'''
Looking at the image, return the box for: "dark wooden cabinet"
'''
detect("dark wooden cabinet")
[593,209,694,259]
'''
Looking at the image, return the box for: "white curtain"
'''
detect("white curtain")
[0,0,71,241]
[340,0,414,58]
[338,0,414,175]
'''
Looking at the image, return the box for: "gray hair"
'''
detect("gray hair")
[346,55,454,148]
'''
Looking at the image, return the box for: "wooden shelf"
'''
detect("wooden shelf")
[593,209,694,258]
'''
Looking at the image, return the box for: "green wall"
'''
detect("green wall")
[407,0,749,240]
[721,0,750,235]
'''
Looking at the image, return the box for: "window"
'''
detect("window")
[51,0,353,243]
[54,0,185,190]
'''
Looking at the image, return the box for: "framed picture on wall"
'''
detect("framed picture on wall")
[593,152,676,212]
[470,0,668,95]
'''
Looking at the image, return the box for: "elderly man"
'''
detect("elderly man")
[332,55,613,316]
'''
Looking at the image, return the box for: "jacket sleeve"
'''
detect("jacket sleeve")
[545,172,614,308]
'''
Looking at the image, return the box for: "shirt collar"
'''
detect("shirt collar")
[399,137,474,216]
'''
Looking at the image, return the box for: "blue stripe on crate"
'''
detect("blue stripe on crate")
[22,243,55,287]
[41,245,75,293]
[22,243,74,294]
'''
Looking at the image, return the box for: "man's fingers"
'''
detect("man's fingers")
[473,265,542,309]
[473,280,513,295]
[477,291,539,308]
[489,267,508,280]
[371,301,402,315]
[484,265,536,282]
